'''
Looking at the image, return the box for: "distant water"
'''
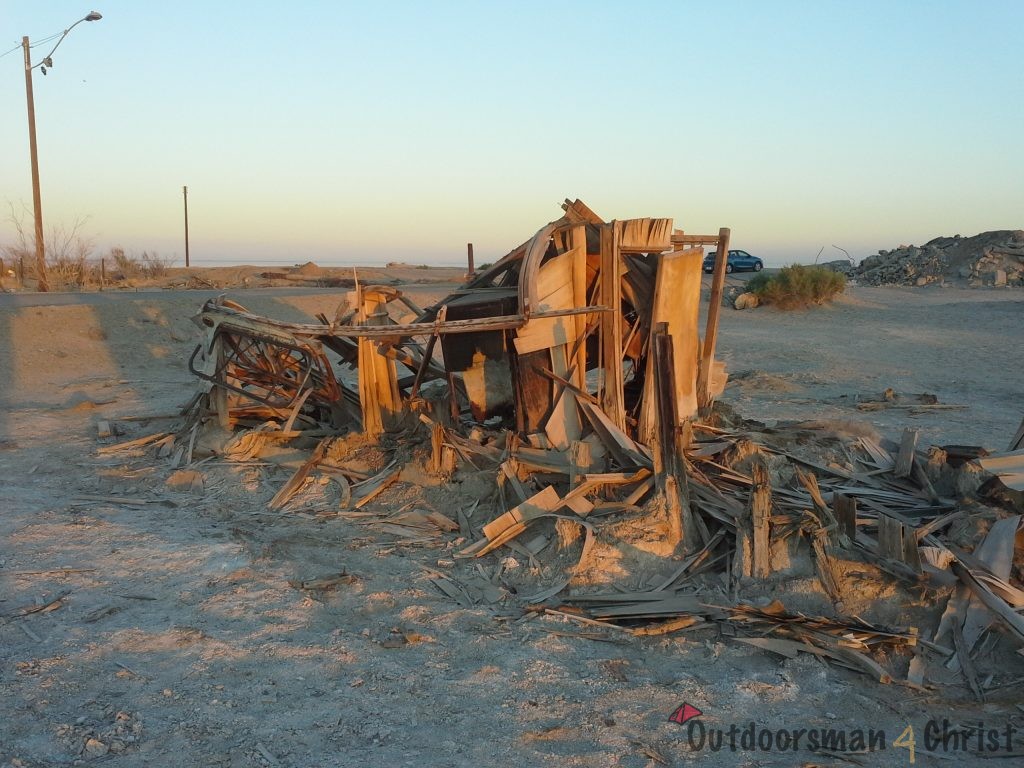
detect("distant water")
[168,258,468,268]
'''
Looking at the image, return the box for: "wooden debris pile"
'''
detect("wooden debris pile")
[178,199,735,546]
[149,198,1024,691]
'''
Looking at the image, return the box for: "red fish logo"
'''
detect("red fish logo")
[668,703,703,725]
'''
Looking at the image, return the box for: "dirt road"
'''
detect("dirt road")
[1,283,1021,766]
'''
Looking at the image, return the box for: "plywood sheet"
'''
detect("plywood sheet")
[638,247,703,441]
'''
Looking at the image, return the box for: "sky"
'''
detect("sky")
[1,1,1022,268]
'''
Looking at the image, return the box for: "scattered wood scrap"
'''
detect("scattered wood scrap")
[96,197,1024,690]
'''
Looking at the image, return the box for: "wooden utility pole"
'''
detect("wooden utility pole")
[23,37,47,292]
[466,242,475,281]
[183,186,190,268]
[19,14,102,292]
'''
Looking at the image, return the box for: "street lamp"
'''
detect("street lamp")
[22,11,102,292]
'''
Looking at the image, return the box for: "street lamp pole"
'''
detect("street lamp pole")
[21,11,103,292]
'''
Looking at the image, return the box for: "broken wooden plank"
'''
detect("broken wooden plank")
[615,217,674,253]
[96,431,170,455]
[543,345,582,450]
[479,487,561,548]
[950,558,1024,646]
[350,463,402,509]
[70,494,157,507]
[978,450,1024,491]
[578,399,652,469]
[894,429,919,478]
[959,515,1023,657]
[267,438,331,510]
[1009,416,1024,451]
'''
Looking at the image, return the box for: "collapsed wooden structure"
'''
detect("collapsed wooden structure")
[165,199,1024,690]
[187,199,732,548]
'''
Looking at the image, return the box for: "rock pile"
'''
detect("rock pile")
[849,230,1024,287]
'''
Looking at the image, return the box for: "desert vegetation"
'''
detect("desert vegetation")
[2,205,171,288]
[746,264,846,309]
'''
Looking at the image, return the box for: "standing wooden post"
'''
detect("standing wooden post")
[598,223,625,430]
[697,227,731,411]
[833,493,857,542]
[466,242,475,281]
[750,457,772,578]
[183,185,191,268]
[99,258,106,291]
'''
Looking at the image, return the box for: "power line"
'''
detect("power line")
[1,29,70,60]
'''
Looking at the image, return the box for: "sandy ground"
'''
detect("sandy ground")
[1,274,1022,767]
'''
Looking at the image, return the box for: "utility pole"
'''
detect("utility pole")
[20,12,103,293]
[183,185,190,267]
[23,36,47,292]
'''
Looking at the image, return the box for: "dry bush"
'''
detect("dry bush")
[2,203,36,278]
[106,248,173,279]
[2,203,98,288]
[747,264,846,309]
[140,251,174,277]
[46,223,95,288]
[108,246,140,278]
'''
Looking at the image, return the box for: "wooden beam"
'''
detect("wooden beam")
[598,223,625,430]
[197,300,610,342]
[570,224,589,390]
[671,233,722,246]
[697,226,731,411]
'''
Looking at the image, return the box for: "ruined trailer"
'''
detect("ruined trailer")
[188,199,731,457]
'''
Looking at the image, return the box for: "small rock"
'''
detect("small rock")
[84,738,109,757]
[166,470,204,493]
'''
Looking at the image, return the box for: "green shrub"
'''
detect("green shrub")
[747,264,845,309]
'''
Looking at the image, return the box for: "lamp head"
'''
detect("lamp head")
[85,11,102,22]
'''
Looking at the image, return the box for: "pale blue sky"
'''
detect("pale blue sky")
[2,1,1021,267]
